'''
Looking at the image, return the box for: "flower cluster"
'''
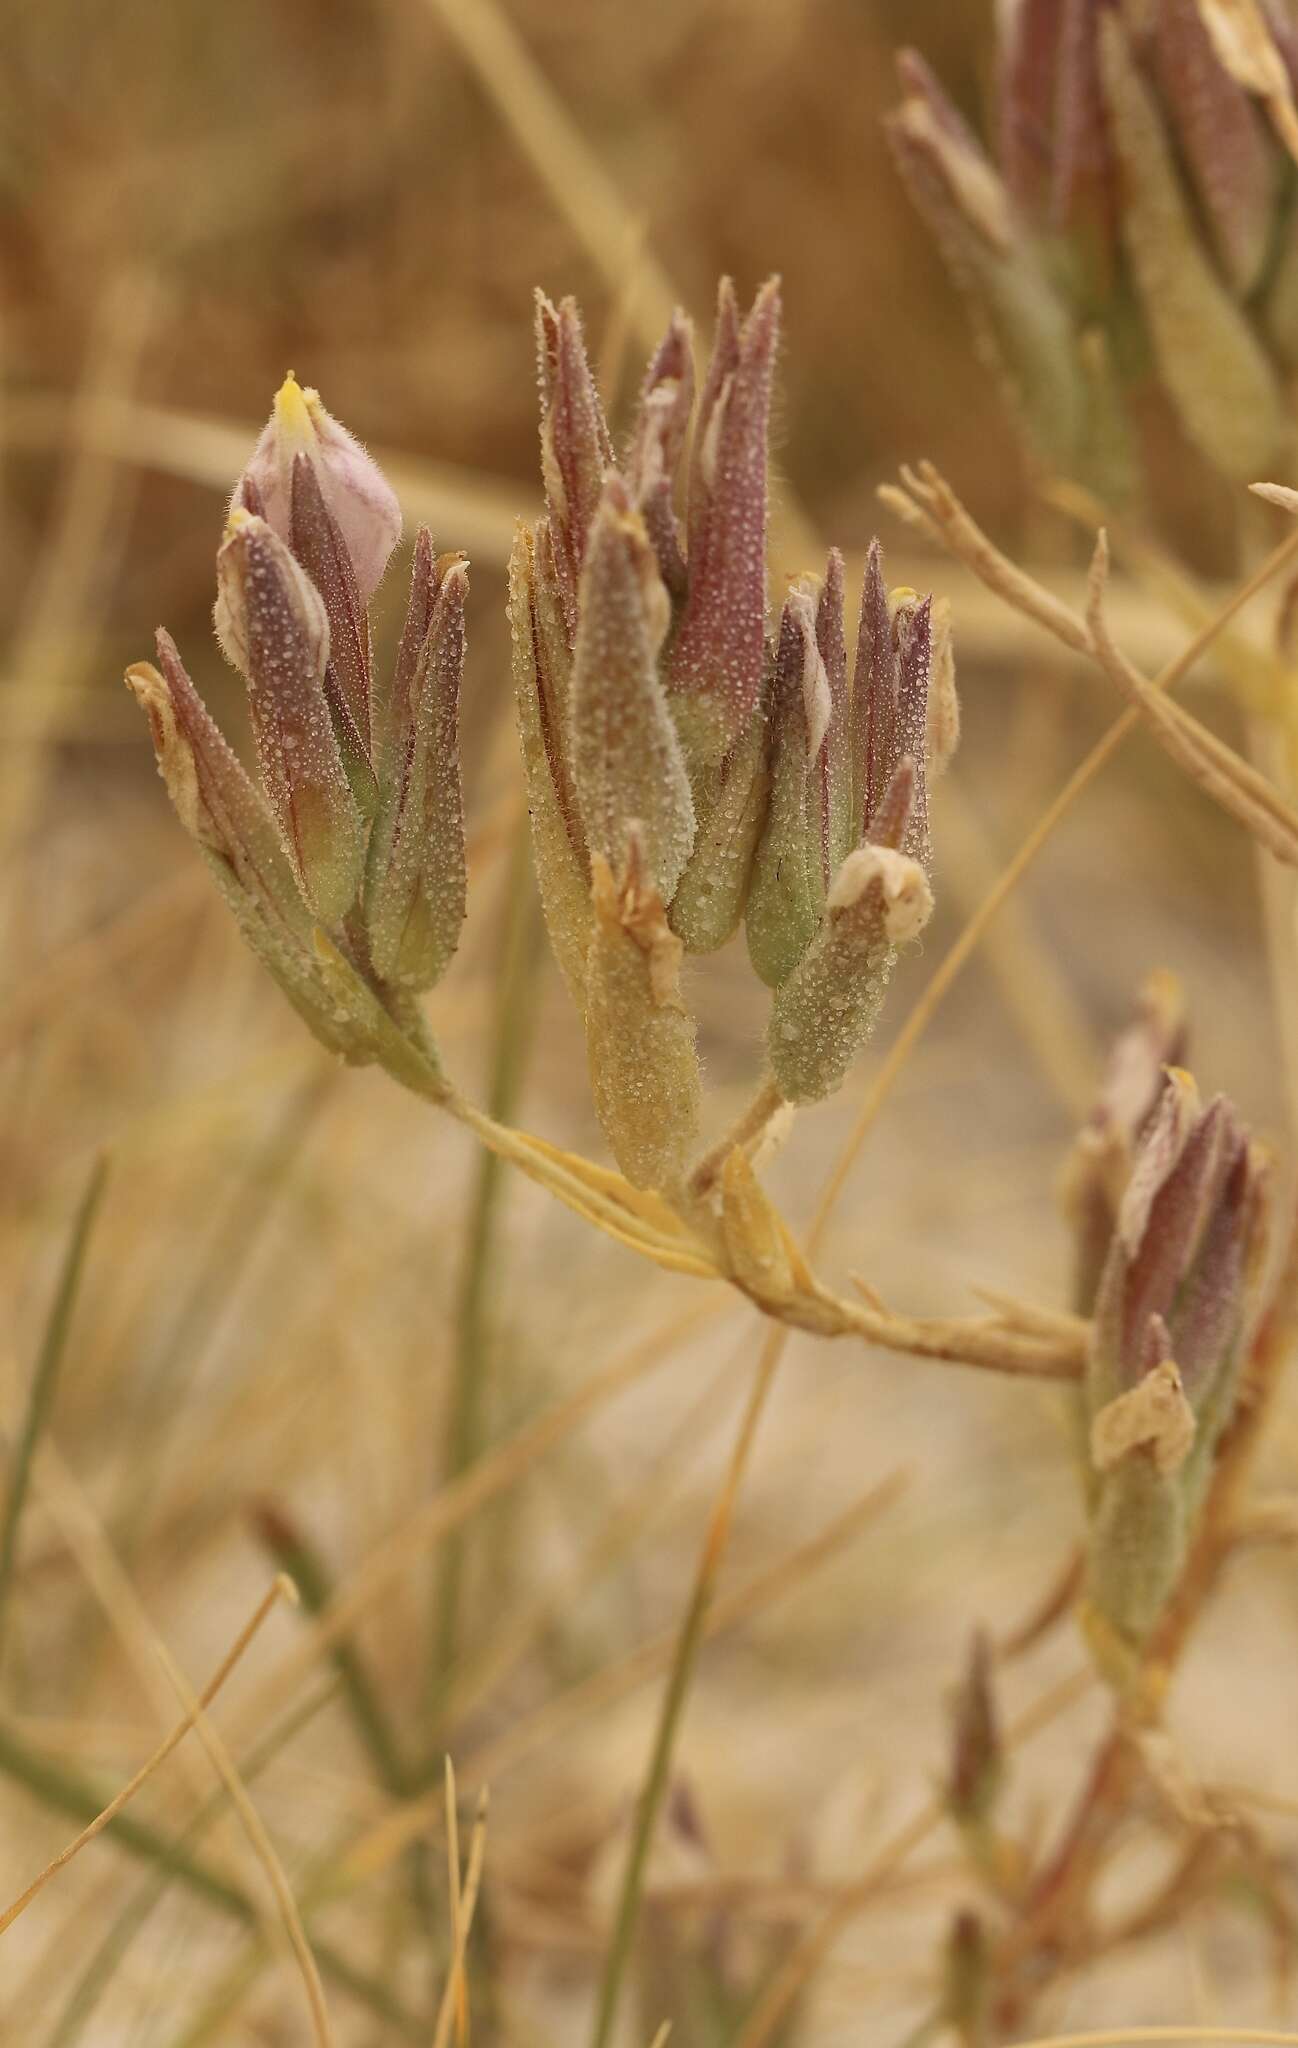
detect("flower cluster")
[890,0,1298,494]
[128,288,955,1220]
[1082,1061,1269,1658]
[511,283,954,1192]
[128,375,468,1072]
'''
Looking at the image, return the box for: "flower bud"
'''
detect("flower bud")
[570,477,696,903]
[746,579,833,989]
[902,4,1298,501]
[926,594,961,779]
[214,510,365,928]
[535,292,615,630]
[1061,971,1187,1313]
[888,50,1089,479]
[1151,0,1277,295]
[767,761,932,1104]
[665,701,769,954]
[1098,11,1287,481]
[287,452,377,812]
[509,520,592,1005]
[585,829,703,1192]
[125,637,374,1063]
[232,372,401,604]
[947,1630,1003,1832]
[815,548,855,879]
[941,1911,992,2047]
[363,532,468,991]
[1084,1071,1268,1650]
[668,278,780,769]
[627,310,694,598]
[850,543,938,870]
[127,632,312,948]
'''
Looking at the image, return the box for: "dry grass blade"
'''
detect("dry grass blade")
[143,1682,336,2048]
[1007,2029,1298,2047]
[734,1666,1096,2048]
[335,1468,909,1887]
[19,1425,335,2042]
[1085,533,1298,866]
[442,1756,464,2046]
[432,1765,489,2048]
[883,463,1092,655]
[0,1575,290,1936]
[0,1155,108,1657]
[414,0,678,350]
[2,392,527,567]
[0,271,157,869]
[233,1302,725,1738]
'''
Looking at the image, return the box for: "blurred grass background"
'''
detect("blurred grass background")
[3,0,1298,2041]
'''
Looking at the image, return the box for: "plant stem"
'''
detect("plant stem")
[0,1715,250,1919]
[251,1500,437,1971]
[0,1155,108,1663]
[687,1075,787,1199]
[427,818,538,1712]
[589,1325,785,2048]
[252,1504,408,1796]
[45,1678,339,2048]
[0,1712,424,2039]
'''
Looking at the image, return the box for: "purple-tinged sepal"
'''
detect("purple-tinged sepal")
[888,50,1089,480]
[363,532,469,992]
[667,278,780,770]
[125,637,374,1063]
[626,310,695,599]
[1062,972,1188,1314]
[570,477,696,902]
[768,759,933,1103]
[849,542,937,871]
[746,578,833,989]
[509,519,592,1005]
[1097,11,1286,481]
[1152,0,1278,296]
[1083,1070,1270,1659]
[214,510,365,929]
[288,452,378,814]
[535,292,615,633]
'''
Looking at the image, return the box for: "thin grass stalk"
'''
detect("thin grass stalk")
[0,1577,290,1938]
[251,1500,438,1989]
[251,1507,410,1802]
[428,814,540,1712]
[43,1678,342,2048]
[0,1716,253,1920]
[0,1154,108,1663]
[116,1076,331,1563]
[588,1325,786,2048]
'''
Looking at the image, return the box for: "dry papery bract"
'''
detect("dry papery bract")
[113,266,1298,2046]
